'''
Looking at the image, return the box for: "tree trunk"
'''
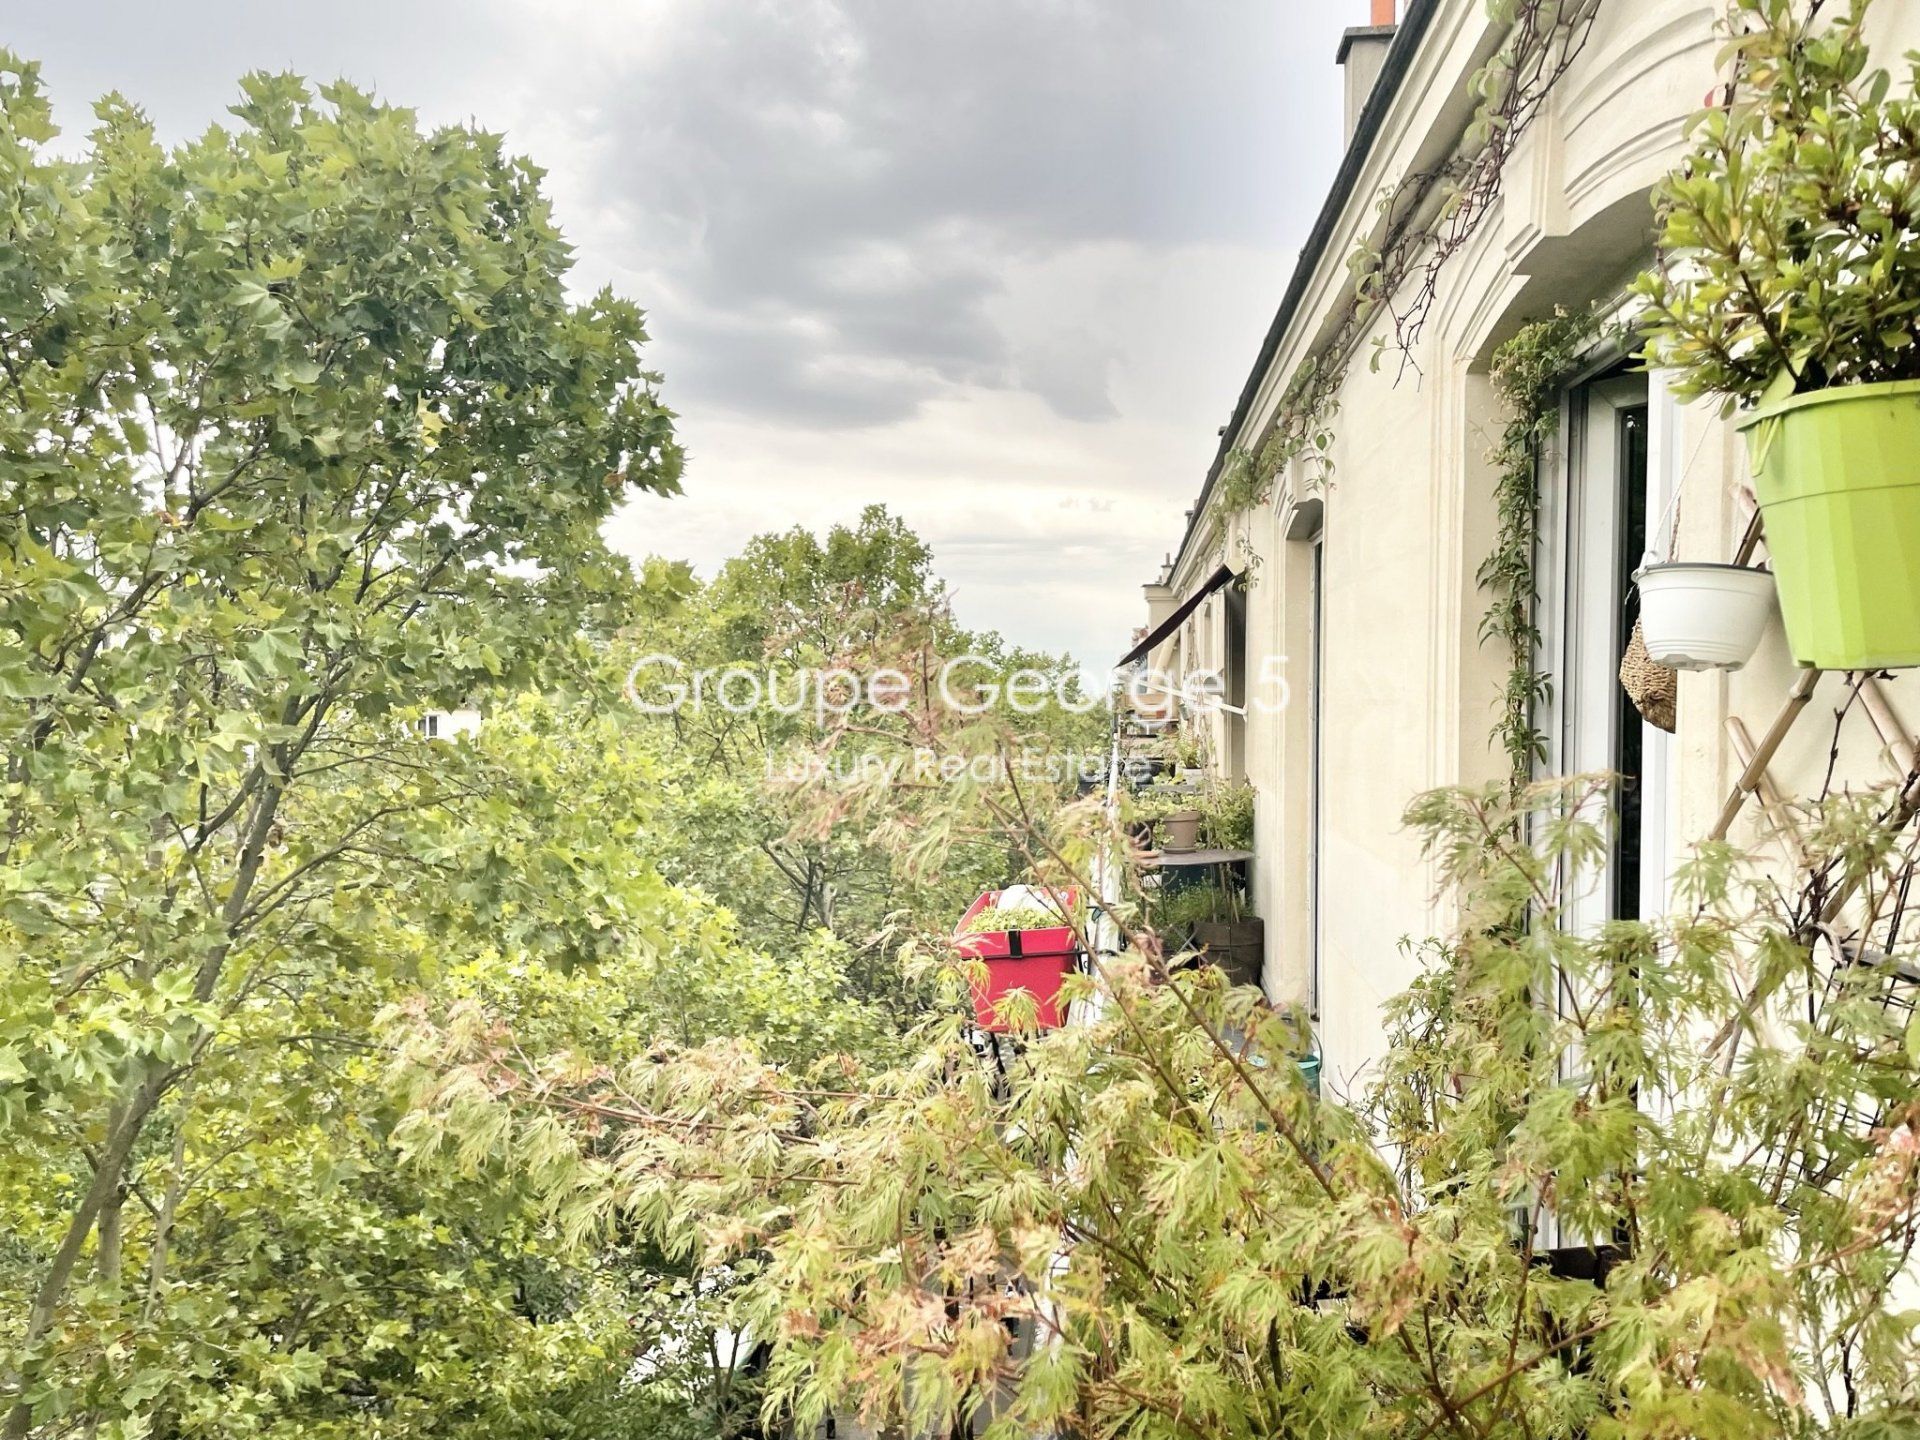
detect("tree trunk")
[4,779,285,1439]
[96,1189,123,1285]
[143,1071,198,1320]
[4,1062,172,1438]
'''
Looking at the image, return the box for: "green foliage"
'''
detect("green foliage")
[1479,307,1601,787]
[706,503,944,663]
[0,53,837,1439]
[1170,727,1205,771]
[398,774,1920,1439]
[621,503,1104,1002]
[1638,0,1920,407]
[1151,873,1247,931]
[1127,786,1200,824]
[959,904,1073,935]
[1213,358,1340,517]
[1200,778,1255,851]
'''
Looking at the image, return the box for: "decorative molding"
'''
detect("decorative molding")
[1501,106,1572,273]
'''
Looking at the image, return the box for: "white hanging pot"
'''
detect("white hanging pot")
[1635,563,1776,671]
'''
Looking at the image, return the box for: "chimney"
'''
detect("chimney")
[1337,0,1398,145]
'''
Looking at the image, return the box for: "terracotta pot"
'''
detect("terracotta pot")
[1158,809,1202,852]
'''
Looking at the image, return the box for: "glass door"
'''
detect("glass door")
[1542,371,1671,938]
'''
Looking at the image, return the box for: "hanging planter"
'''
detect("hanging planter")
[1635,1,1920,671]
[1635,563,1775,671]
[954,888,1080,1033]
[1738,381,1920,670]
[1619,619,1678,733]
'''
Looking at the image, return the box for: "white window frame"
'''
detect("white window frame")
[1536,370,1675,937]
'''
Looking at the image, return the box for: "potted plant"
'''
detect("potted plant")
[953,887,1081,1032]
[1117,752,1168,788]
[1132,788,1203,852]
[1634,496,1774,670]
[1159,807,1202,852]
[1638,0,1920,670]
[1154,877,1262,989]
[1171,729,1205,783]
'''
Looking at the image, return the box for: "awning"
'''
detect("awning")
[1119,563,1236,668]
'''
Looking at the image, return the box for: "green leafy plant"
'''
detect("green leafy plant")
[621,502,1102,1020]
[1638,0,1920,407]
[396,773,1920,1439]
[1480,307,1603,787]
[1128,786,1200,824]
[960,903,1073,935]
[1214,1,1602,522]
[1200,779,1256,851]
[0,55,774,1439]
[1171,728,1205,771]
[1152,875,1248,934]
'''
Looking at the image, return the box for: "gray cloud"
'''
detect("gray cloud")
[550,0,1343,428]
[10,0,508,138]
[7,0,1354,662]
[12,0,1346,433]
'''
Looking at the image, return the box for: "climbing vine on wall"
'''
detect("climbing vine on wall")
[1374,0,1605,369]
[1480,307,1601,787]
[1215,360,1341,515]
[1214,0,1603,520]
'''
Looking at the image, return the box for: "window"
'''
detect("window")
[1540,369,1674,930]
[1281,491,1327,1023]
[1223,582,1248,781]
[1612,400,1651,921]
[1533,366,1675,1259]
[1308,532,1325,1019]
[1536,372,1674,936]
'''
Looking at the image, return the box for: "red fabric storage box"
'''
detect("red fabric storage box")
[953,889,1081,1032]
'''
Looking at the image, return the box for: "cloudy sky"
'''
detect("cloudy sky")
[9,0,1356,667]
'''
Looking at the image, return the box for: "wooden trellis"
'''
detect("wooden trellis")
[1667,508,1920,1110]
[1707,671,1920,871]
[1697,666,1920,1068]
[1696,510,1920,881]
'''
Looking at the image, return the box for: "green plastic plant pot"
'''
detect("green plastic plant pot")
[1739,379,1920,669]
[1297,1055,1321,1097]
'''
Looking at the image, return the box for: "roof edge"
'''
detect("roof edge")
[1168,0,1442,581]
[1336,24,1398,64]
